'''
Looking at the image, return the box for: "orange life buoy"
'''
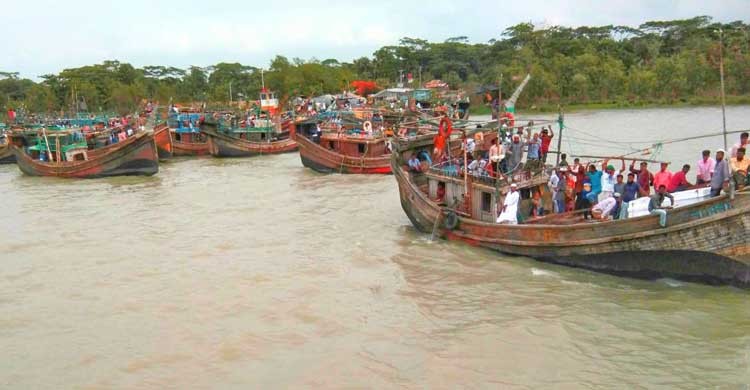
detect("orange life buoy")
[439,117,453,138]
[501,112,515,128]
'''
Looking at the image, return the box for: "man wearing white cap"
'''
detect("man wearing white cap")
[711,149,731,197]
[497,183,520,224]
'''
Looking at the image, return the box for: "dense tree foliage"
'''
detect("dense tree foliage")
[1,16,748,117]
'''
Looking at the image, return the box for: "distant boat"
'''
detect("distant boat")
[0,132,14,164]
[201,116,297,157]
[292,119,393,174]
[168,111,209,157]
[10,128,158,178]
[153,123,173,160]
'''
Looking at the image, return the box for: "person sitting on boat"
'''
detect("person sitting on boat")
[667,164,693,192]
[468,155,488,177]
[630,160,654,196]
[649,185,675,228]
[408,153,422,173]
[497,183,520,224]
[730,147,750,190]
[696,150,715,185]
[592,193,618,220]
[117,130,127,142]
[711,149,732,197]
[558,153,569,168]
[435,182,446,204]
[730,132,749,158]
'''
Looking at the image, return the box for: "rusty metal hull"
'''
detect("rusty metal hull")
[12,132,159,178]
[392,156,750,287]
[294,132,392,174]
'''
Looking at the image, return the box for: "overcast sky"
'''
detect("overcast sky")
[3,0,748,79]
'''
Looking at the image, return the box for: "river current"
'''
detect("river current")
[2,106,749,388]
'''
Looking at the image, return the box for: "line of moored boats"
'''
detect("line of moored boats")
[1,87,748,289]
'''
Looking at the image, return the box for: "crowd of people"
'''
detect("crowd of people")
[545,131,750,223]
[409,118,750,226]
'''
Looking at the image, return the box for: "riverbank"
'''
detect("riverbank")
[469,95,750,115]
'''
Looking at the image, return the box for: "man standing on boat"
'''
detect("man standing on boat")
[619,173,642,219]
[730,147,750,190]
[696,150,715,185]
[730,132,749,158]
[653,163,673,194]
[630,160,654,197]
[489,138,504,175]
[497,183,520,224]
[506,134,524,171]
[711,149,731,197]
[540,126,554,163]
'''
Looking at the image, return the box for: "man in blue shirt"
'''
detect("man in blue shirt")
[585,164,603,202]
[618,172,641,219]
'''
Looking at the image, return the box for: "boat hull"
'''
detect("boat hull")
[12,132,159,178]
[154,124,173,160]
[393,157,750,287]
[295,133,392,174]
[172,140,210,156]
[201,123,297,158]
[0,144,15,164]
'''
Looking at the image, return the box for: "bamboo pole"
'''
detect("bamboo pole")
[55,136,61,165]
[41,128,53,163]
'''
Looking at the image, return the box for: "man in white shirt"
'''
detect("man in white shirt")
[497,184,520,224]
[696,149,715,184]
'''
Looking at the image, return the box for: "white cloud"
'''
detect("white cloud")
[1,0,747,79]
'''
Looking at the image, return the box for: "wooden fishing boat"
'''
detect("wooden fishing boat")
[10,129,158,178]
[153,123,173,159]
[392,123,750,288]
[168,111,209,156]
[292,120,393,174]
[201,117,297,157]
[0,144,14,164]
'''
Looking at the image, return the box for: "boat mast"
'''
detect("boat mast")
[719,28,727,150]
[261,69,265,91]
[555,106,564,166]
[494,73,503,215]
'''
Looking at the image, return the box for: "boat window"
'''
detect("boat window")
[260,133,266,140]
[73,152,86,161]
[358,143,366,155]
[175,133,181,141]
[328,141,335,150]
[481,192,492,212]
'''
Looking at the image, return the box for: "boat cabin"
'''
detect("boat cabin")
[420,162,548,223]
[259,88,279,115]
[297,121,391,158]
[169,112,206,143]
[22,132,89,162]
